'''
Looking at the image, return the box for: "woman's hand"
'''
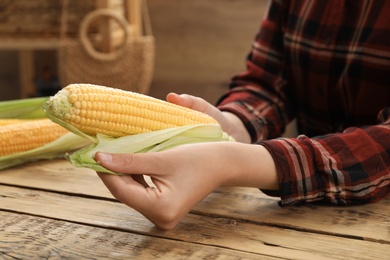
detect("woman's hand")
[167,93,251,143]
[96,142,277,230]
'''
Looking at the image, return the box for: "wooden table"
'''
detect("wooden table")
[0,159,389,259]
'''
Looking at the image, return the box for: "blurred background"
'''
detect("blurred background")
[0,0,268,104]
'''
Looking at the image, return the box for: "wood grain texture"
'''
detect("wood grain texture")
[1,211,272,260]
[0,159,112,198]
[198,188,390,243]
[0,184,388,259]
[1,159,389,243]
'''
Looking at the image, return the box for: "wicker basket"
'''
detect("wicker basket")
[57,0,154,94]
[0,0,154,95]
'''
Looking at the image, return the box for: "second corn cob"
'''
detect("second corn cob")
[44,84,218,138]
[0,118,69,156]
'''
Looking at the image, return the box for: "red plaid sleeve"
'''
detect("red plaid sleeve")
[261,108,390,205]
[216,0,293,143]
[217,0,390,141]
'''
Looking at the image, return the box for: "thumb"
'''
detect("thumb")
[95,152,158,175]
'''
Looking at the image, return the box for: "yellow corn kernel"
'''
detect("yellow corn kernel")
[0,118,69,156]
[0,119,32,126]
[47,84,218,137]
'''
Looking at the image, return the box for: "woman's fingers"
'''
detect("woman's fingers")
[166,93,210,113]
[96,150,191,230]
[166,92,226,123]
[97,172,152,205]
[95,152,163,209]
[97,171,178,228]
[166,92,250,142]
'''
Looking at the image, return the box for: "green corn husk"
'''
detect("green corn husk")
[0,96,49,119]
[0,97,91,170]
[66,124,234,174]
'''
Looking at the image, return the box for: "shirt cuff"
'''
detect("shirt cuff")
[260,137,325,206]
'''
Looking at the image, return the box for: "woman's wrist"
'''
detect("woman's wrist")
[215,142,278,190]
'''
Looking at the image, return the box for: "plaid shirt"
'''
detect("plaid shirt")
[217,0,390,205]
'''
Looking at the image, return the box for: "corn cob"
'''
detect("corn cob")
[0,118,69,156]
[44,84,218,138]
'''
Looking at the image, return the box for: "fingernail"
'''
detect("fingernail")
[96,152,112,164]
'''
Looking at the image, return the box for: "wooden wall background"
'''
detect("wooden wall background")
[147,0,267,104]
[0,0,268,103]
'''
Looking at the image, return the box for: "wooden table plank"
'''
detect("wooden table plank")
[1,211,271,260]
[0,185,388,260]
[0,159,112,198]
[198,188,390,243]
[1,159,389,243]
